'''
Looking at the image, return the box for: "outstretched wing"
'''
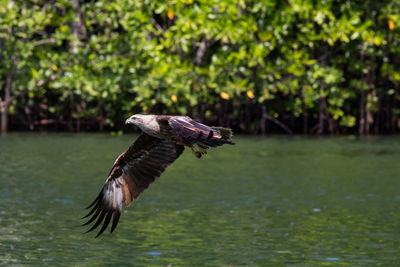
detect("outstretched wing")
[82,133,184,237]
[168,116,234,147]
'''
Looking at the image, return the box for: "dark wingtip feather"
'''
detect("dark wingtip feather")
[82,183,124,237]
[81,200,101,219]
[86,191,102,209]
[95,212,113,238]
[82,209,101,226]
[110,212,121,233]
[86,210,106,233]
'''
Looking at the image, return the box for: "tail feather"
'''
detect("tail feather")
[211,127,234,143]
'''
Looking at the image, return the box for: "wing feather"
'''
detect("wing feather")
[83,133,184,237]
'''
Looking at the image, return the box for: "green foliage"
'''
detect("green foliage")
[1,0,400,134]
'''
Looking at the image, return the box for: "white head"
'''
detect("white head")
[125,114,156,131]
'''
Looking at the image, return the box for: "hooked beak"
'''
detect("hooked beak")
[125,116,135,125]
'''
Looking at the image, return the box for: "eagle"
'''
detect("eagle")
[82,114,234,237]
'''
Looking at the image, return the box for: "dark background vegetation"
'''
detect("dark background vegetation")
[1,0,399,135]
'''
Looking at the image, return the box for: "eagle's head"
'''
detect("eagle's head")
[125,114,155,130]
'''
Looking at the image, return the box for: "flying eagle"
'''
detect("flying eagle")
[82,114,234,237]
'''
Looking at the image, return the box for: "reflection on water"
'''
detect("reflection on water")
[1,134,400,265]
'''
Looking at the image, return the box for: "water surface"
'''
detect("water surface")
[1,134,400,266]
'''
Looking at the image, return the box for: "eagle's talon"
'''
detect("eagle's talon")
[193,150,202,158]
[191,147,202,158]
[198,146,207,155]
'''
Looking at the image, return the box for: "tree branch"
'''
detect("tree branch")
[34,38,56,46]
[195,37,207,65]
[264,114,293,134]
[150,18,164,33]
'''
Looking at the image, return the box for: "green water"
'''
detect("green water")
[1,134,400,266]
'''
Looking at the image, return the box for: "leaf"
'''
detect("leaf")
[388,20,394,31]
[220,92,230,100]
[167,10,174,20]
[246,90,255,99]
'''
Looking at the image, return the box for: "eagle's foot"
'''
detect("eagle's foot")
[190,146,202,158]
[197,146,207,155]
